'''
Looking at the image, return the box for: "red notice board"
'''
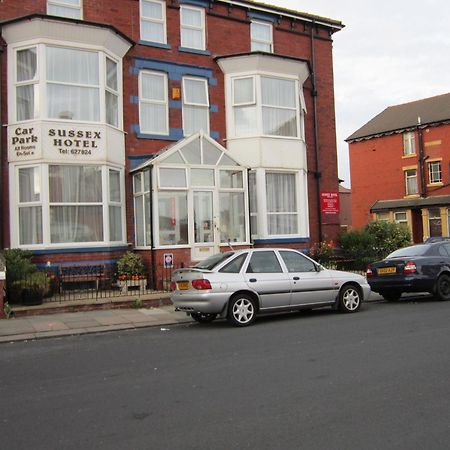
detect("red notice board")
[320,191,340,214]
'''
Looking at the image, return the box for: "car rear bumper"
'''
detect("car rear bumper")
[171,290,230,314]
[368,275,434,293]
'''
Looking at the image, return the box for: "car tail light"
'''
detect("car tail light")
[366,265,373,278]
[170,281,177,291]
[403,261,417,274]
[191,279,212,290]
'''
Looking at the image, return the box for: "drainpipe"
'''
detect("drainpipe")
[417,116,427,198]
[310,21,323,240]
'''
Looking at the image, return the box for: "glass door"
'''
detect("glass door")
[192,190,218,260]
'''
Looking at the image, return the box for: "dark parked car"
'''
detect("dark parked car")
[366,241,450,301]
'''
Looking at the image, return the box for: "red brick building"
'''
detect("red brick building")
[0,0,343,284]
[347,93,450,243]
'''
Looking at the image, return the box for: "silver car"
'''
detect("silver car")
[171,248,371,327]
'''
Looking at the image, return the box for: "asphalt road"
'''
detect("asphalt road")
[1,298,450,450]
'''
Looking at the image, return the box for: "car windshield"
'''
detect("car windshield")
[194,252,235,270]
[387,244,430,258]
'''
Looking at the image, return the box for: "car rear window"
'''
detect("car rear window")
[387,245,430,258]
[195,252,235,270]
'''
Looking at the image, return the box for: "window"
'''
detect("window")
[139,71,168,134]
[428,208,442,237]
[404,169,418,195]
[266,172,298,235]
[428,160,442,184]
[16,47,37,121]
[182,77,209,136]
[14,45,121,125]
[109,169,123,241]
[280,251,316,273]
[394,211,408,227]
[18,167,42,245]
[376,212,389,222]
[220,253,247,273]
[180,5,205,50]
[250,21,273,52]
[247,251,282,273]
[133,171,152,247]
[158,192,189,245]
[47,0,82,19]
[403,131,416,156]
[140,0,166,44]
[232,75,299,138]
[248,171,258,237]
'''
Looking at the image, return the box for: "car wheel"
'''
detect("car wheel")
[435,274,450,301]
[190,312,217,324]
[227,294,256,327]
[381,291,402,302]
[338,284,361,313]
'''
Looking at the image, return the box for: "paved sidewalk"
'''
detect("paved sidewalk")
[0,306,192,343]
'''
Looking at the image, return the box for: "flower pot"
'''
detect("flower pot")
[22,288,44,306]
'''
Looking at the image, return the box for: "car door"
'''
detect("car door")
[244,250,291,309]
[278,250,335,306]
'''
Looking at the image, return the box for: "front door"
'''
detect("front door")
[192,190,219,260]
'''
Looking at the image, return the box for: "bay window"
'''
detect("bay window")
[232,75,300,138]
[14,45,121,126]
[47,0,82,19]
[16,164,124,247]
[180,5,206,50]
[182,77,209,136]
[139,71,168,134]
[266,172,298,235]
[140,0,166,44]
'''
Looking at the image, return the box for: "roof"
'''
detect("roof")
[371,195,450,212]
[346,92,450,142]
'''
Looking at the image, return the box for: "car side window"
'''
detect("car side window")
[219,254,247,273]
[280,250,316,273]
[441,243,450,256]
[437,245,449,257]
[246,251,282,273]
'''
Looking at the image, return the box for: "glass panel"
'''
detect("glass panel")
[109,170,121,202]
[180,139,201,164]
[181,29,203,49]
[220,254,247,273]
[163,152,185,164]
[191,169,214,186]
[159,168,186,187]
[109,206,122,241]
[140,102,167,133]
[106,91,118,127]
[141,21,165,43]
[247,251,282,273]
[133,173,143,194]
[262,107,297,137]
[280,251,315,272]
[220,170,243,188]
[48,4,81,19]
[19,167,40,202]
[251,22,271,41]
[184,79,207,105]
[145,192,152,244]
[17,48,37,82]
[158,191,188,245]
[50,205,103,243]
[202,139,222,165]
[261,77,296,108]
[49,166,102,203]
[181,7,202,26]
[135,195,145,246]
[17,85,34,121]
[220,192,245,243]
[141,73,165,101]
[234,105,257,136]
[19,207,42,245]
[429,208,442,237]
[106,58,118,91]
[251,41,271,52]
[218,154,236,166]
[194,191,214,243]
[233,78,254,104]
[142,0,163,19]
[183,105,208,135]
[143,170,151,191]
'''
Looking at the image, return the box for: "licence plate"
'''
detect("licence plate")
[177,281,190,290]
[378,267,396,275]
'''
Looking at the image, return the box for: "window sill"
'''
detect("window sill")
[178,46,211,55]
[20,244,128,254]
[139,40,171,49]
[427,182,444,187]
[403,194,420,199]
[402,154,417,159]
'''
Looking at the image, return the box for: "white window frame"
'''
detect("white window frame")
[428,160,442,184]
[231,74,300,139]
[12,163,125,249]
[182,76,210,136]
[105,56,119,128]
[47,0,83,19]
[139,70,169,135]
[394,211,408,227]
[133,171,152,248]
[15,46,39,122]
[250,20,273,53]
[403,131,416,156]
[140,0,167,44]
[404,168,418,196]
[108,168,124,242]
[180,5,206,50]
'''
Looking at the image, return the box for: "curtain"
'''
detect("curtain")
[19,207,43,245]
[220,192,245,243]
[16,48,37,121]
[140,72,167,133]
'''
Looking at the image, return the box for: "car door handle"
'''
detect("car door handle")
[249,278,257,282]
[293,277,300,281]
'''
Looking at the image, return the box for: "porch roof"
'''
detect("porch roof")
[371,195,450,212]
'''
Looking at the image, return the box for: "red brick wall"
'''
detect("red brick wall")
[349,123,450,229]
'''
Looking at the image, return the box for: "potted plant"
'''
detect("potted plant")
[116,252,146,293]
[17,272,50,306]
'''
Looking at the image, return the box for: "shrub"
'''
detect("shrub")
[2,249,37,301]
[310,240,334,264]
[117,252,145,280]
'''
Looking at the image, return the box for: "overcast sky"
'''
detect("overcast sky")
[269,0,450,187]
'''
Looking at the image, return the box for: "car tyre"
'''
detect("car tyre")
[380,291,402,302]
[338,284,361,313]
[190,312,217,324]
[435,273,450,301]
[227,294,256,327]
